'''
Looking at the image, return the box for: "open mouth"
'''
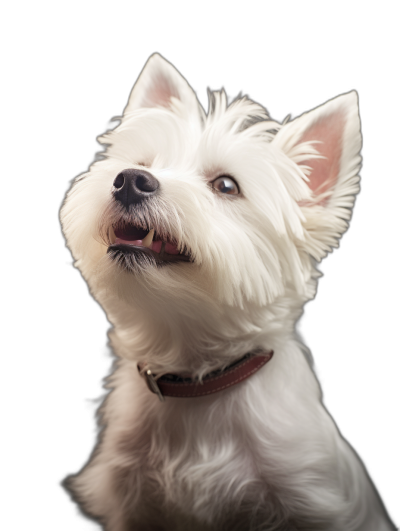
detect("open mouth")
[107,223,191,267]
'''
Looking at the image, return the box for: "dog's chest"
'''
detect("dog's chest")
[112,388,292,530]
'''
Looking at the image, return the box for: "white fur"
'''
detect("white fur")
[60,54,395,530]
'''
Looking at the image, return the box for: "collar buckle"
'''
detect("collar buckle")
[144,369,165,402]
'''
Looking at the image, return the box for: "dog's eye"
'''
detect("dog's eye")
[211,176,240,195]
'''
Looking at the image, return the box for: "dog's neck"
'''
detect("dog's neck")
[94,260,314,375]
[105,288,305,378]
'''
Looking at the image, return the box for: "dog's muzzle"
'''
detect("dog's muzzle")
[107,168,191,266]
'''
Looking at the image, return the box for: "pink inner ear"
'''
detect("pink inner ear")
[141,72,180,108]
[300,111,345,204]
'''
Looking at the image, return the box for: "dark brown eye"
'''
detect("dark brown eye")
[211,176,240,195]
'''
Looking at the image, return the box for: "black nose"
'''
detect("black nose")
[113,168,159,208]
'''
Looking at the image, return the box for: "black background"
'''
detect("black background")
[18,5,399,530]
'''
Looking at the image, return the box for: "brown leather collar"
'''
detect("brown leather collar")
[138,351,274,401]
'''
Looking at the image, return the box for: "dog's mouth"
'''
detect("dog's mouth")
[107,223,191,266]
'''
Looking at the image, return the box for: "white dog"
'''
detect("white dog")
[61,54,395,531]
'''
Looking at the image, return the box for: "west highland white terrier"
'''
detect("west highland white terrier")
[61,54,395,531]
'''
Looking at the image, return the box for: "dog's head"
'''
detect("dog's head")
[61,54,361,358]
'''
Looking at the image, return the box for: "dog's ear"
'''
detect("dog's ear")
[123,53,205,121]
[274,91,362,260]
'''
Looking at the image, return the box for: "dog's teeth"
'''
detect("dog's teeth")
[109,226,116,244]
[142,229,154,248]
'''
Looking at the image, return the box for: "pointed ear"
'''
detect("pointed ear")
[274,91,362,260]
[123,53,205,121]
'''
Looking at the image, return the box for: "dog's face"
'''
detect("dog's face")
[61,54,361,340]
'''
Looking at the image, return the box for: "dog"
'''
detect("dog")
[60,53,395,531]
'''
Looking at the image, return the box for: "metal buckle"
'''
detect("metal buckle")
[144,369,165,402]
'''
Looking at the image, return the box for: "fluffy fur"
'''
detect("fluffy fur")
[61,54,395,531]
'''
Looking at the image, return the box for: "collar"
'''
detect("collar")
[138,350,274,401]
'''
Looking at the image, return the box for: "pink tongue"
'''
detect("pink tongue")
[151,241,162,253]
[164,242,179,255]
[151,241,179,254]
[115,237,143,246]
